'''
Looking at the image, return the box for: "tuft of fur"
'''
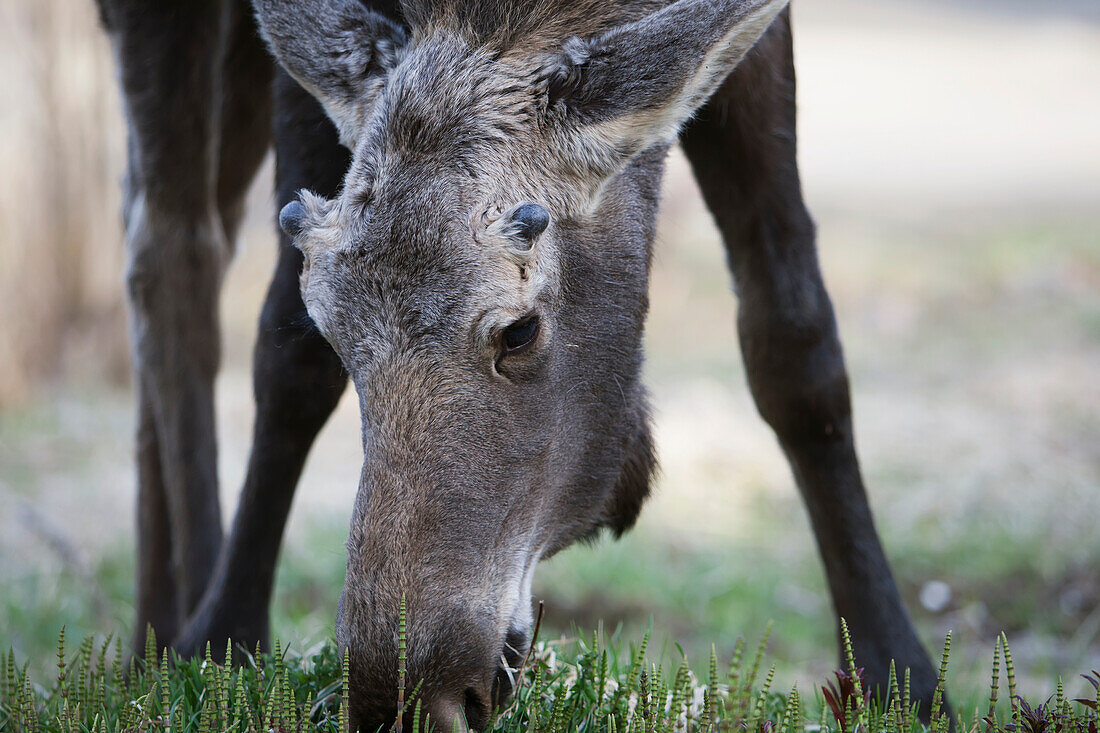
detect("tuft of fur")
[397,0,660,53]
[603,402,657,536]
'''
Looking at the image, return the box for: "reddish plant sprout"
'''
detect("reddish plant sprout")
[822,667,871,733]
[1071,718,1099,733]
[1003,696,1057,733]
[1071,671,1100,733]
[1074,671,1099,711]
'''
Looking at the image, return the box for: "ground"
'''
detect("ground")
[1,0,1098,716]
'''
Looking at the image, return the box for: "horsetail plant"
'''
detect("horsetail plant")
[4,625,1100,733]
[396,594,407,733]
[987,634,1002,730]
[929,631,951,733]
[903,665,915,733]
[341,647,351,733]
[1001,633,1019,727]
[740,621,773,718]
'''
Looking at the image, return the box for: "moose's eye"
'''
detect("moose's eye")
[501,315,540,355]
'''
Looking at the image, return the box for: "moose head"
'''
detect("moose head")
[254,0,788,728]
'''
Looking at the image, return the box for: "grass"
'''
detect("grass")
[3,508,1098,715]
[3,619,1099,733]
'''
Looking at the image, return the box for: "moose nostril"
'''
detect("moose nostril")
[463,688,490,730]
[492,628,528,709]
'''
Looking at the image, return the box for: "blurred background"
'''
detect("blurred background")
[1,0,1098,712]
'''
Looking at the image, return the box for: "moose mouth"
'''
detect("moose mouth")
[423,628,530,731]
[490,626,530,712]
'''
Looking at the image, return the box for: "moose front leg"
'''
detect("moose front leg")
[174,72,350,655]
[679,10,941,712]
[132,390,179,650]
[107,0,233,653]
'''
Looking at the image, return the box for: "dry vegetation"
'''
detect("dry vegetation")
[0,0,128,407]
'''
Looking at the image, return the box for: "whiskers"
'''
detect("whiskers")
[491,601,545,716]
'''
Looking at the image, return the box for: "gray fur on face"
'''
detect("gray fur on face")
[252,0,786,725]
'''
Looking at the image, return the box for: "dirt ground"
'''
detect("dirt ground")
[2,0,1098,706]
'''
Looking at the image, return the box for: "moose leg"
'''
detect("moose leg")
[174,71,350,655]
[132,391,178,650]
[109,0,232,652]
[214,0,275,247]
[679,10,941,711]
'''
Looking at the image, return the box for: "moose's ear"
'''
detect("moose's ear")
[544,0,788,177]
[253,0,406,148]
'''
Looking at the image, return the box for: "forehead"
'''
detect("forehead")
[311,35,555,339]
[373,35,534,169]
[331,37,541,279]
[335,34,540,252]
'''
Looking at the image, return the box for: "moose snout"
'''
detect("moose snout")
[344,636,526,732]
[339,588,531,732]
[350,689,480,733]
[349,690,478,733]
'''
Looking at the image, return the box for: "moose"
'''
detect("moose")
[96,0,941,728]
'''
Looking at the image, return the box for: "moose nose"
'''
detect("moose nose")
[352,687,485,733]
[345,641,520,732]
[343,636,516,732]
[419,684,496,731]
[421,691,478,732]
